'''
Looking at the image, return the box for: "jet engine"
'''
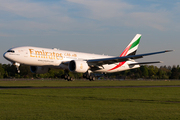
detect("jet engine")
[68,60,89,73]
[30,66,50,74]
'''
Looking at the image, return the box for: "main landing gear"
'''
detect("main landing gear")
[64,75,74,81]
[83,73,96,81]
[61,70,74,81]
[61,70,96,81]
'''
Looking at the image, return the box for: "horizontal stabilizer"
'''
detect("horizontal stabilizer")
[129,61,163,65]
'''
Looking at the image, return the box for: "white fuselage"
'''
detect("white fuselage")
[3,46,140,73]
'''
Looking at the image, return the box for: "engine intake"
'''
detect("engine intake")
[69,60,89,73]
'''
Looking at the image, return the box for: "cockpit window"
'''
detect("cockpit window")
[7,50,15,53]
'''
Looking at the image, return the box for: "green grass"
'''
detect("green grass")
[0,79,180,87]
[0,80,180,120]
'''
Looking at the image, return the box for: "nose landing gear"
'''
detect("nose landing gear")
[13,62,20,73]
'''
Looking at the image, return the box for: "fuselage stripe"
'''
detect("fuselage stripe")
[108,44,132,71]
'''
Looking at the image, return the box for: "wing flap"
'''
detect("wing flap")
[128,61,163,65]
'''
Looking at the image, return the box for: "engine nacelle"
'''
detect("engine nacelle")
[30,66,50,74]
[68,60,89,73]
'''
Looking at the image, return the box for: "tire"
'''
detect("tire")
[70,77,74,81]
[89,76,95,81]
[86,75,90,79]
[67,76,71,81]
[64,75,68,80]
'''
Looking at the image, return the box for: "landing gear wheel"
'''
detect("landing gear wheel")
[62,74,74,81]
[83,71,96,81]
[64,75,68,80]
[92,76,96,81]
[68,77,73,81]
[62,70,75,81]
[86,75,90,79]
[83,74,90,79]
[89,76,96,81]
[67,76,71,81]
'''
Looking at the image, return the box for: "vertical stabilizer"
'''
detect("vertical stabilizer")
[120,34,141,57]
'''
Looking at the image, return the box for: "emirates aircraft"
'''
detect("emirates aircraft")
[3,34,172,81]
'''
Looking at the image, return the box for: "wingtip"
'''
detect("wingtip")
[165,50,174,52]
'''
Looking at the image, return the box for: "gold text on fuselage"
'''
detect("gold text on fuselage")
[29,49,63,60]
[29,49,77,60]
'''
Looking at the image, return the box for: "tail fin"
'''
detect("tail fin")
[120,34,141,57]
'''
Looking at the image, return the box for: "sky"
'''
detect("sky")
[0,0,179,67]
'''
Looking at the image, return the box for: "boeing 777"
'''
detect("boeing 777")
[3,34,172,81]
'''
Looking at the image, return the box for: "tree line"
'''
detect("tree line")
[0,63,180,79]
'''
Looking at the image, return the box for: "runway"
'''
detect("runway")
[1,85,180,89]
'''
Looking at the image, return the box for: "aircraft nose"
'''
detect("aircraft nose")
[3,52,8,59]
[3,52,13,62]
[3,52,6,58]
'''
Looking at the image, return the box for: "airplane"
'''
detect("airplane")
[3,34,172,81]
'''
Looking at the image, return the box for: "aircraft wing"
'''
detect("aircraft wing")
[87,50,173,66]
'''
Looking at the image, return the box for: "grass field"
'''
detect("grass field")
[0,80,180,120]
